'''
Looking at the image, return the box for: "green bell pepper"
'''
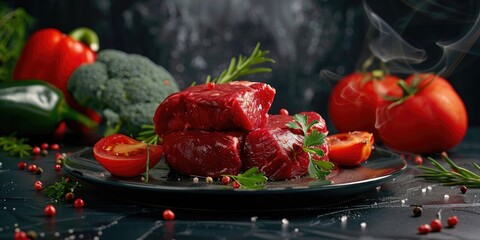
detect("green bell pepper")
[0,80,97,135]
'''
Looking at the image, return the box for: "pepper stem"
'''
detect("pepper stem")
[68,27,99,52]
[60,104,98,130]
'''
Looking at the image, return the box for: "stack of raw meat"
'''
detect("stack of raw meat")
[153,81,329,180]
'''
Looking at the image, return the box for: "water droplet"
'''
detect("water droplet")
[376,186,381,191]
[12,208,15,211]
[13,223,18,227]
[78,234,84,239]
[427,186,432,190]
[93,237,99,240]
[98,231,103,236]
[251,216,258,223]
[444,194,450,200]
[294,228,299,232]
[68,229,74,234]
[69,235,76,239]
[281,218,289,225]
[40,232,45,237]
[55,232,60,237]
[341,216,347,222]
[422,188,427,193]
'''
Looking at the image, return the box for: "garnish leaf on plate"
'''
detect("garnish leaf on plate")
[223,167,268,189]
[288,114,334,179]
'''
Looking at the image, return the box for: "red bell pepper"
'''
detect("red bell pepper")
[13,27,101,134]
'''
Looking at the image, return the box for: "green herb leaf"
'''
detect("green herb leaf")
[136,124,162,145]
[0,133,32,157]
[287,114,331,179]
[44,177,79,200]
[223,167,268,189]
[417,153,480,187]
[205,42,275,84]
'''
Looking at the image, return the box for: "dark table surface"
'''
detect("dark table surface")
[1,128,480,240]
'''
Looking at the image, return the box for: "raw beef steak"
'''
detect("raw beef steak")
[163,131,246,178]
[243,112,329,180]
[153,81,276,136]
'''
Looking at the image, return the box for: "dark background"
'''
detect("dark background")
[7,0,480,129]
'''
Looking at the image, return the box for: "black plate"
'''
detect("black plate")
[63,147,407,211]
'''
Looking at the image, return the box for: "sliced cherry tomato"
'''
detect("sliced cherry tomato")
[93,134,164,177]
[326,131,374,167]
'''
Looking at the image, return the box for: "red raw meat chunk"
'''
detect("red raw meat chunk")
[163,131,246,178]
[243,112,329,180]
[153,81,276,136]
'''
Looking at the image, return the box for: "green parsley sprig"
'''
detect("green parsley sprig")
[417,153,480,187]
[287,114,334,179]
[223,167,268,189]
[0,133,32,157]
[205,42,275,84]
[136,124,161,145]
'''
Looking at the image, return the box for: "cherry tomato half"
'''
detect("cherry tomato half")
[93,134,164,177]
[326,131,374,167]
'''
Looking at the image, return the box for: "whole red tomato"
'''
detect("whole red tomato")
[93,134,164,177]
[326,131,374,167]
[376,73,467,154]
[328,71,401,137]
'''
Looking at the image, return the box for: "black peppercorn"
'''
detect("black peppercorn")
[413,206,423,217]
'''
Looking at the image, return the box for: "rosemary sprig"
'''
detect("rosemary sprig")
[136,124,161,145]
[205,42,275,84]
[0,133,32,157]
[417,153,480,187]
[287,114,334,179]
[223,167,268,189]
[44,177,79,200]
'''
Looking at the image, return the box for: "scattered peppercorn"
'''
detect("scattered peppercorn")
[40,149,48,156]
[221,176,231,185]
[418,224,431,234]
[18,162,27,170]
[40,143,49,150]
[50,143,60,151]
[32,146,41,155]
[35,167,43,175]
[460,185,467,194]
[413,206,423,217]
[65,192,75,201]
[44,204,56,217]
[74,198,85,208]
[163,209,175,220]
[430,219,442,232]
[206,177,213,184]
[447,216,459,228]
[26,230,38,240]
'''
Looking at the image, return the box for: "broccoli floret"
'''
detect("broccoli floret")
[68,49,180,136]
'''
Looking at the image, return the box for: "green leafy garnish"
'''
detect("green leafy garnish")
[0,4,35,81]
[223,167,268,189]
[287,114,334,179]
[205,42,275,84]
[417,153,480,187]
[44,177,79,200]
[0,133,32,157]
[136,124,161,145]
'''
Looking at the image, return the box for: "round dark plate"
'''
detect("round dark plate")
[63,147,407,211]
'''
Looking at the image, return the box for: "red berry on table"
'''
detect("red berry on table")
[32,146,41,155]
[221,176,231,185]
[418,224,431,234]
[414,155,423,165]
[34,181,43,191]
[50,143,60,151]
[41,143,49,150]
[460,185,467,194]
[13,230,27,240]
[18,162,27,170]
[74,198,85,208]
[232,181,240,189]
[447,216,459,227]
[27,164,37,172]
[65,192,75,201]
[163,209,175,220]
[54,164,61,171]
[44,204,56,217]
[430,219,442,232]
[279,108,289,116]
